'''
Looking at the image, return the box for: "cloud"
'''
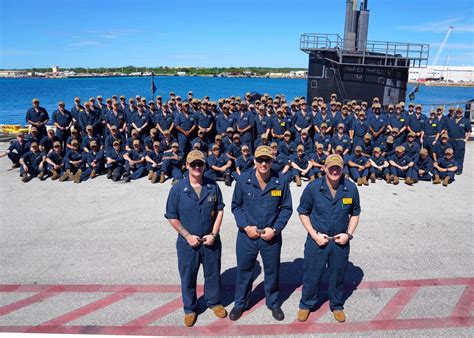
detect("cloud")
[398,18,474,33]
[0,48,35,56]
[97,34,120,39]
[68,41,109,48]
[168,53,209,60]
[85,28,144,39]
[429,42,474,50]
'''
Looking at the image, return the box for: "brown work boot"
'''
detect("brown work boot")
[147,170,153,180]
[333,310,346,323]
[159,171,166,183]
[356,178,363,186]
[386,173,391,183]
[38,172,46,181]
[309,175,315,182]
[362,176,369,185]
[442,176,450,186]
[21,173,30,183]
[432,174,441,184]
[297,308,310,322]
[393,176,399,185]
[211,305,227,318]
[90,169,97,179]
[183,312,197,327]
[73,169,82,183]
[370,173,376,183]
[51,169,59,180]
[405,177,413,185]
[59,169,71,182]
[295,175,302,187]
[150,172,158,184]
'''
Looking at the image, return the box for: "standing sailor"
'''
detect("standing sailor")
[165,150,227,327]
[230,145,293,321]
[297,154,361,323]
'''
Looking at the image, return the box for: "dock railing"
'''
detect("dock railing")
[300,33,429,68]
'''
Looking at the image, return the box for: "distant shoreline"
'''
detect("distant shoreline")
[1,75,474,87]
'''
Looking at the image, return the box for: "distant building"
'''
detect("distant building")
[176,71,187,76]
[289,70,308,78]
[52,65,59,73]
[409,66,474,83]
[0,70,28,77]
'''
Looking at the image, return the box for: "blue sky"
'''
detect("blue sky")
[0,0,473,69]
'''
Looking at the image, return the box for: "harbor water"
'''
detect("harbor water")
[0,76,473,124]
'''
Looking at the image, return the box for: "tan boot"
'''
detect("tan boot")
[212,305,227,318]
[357,178,363,186]
[38,172,46,181]
[309,175,315,182]
[297,309,310,322]
[59,169,71,182]
[432,174,441,184]
[183,312,197,327]
[51,169,59,180]
[362,176,369,186]
[405,177,413,185]
[151,172,158,184]
[21,173,30,183]
[393,176,399,185]
[159,171,166,183]
[333,310,346,323]
[73,169,82,183]
[442,176,450,186]
[295,175,302,187]
[386,173,391,183]
[90,169,97,179]
[147,170,153,180]
[370,173,376,183]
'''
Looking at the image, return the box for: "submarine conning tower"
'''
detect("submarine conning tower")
[300,0,430,106]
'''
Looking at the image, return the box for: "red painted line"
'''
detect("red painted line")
[357,277,474,290]
[123,296,183,327]
[35,288,135,327]
[451,285,473,318]
[1,317,472,336]
[0,278,472,294]
[373,286,420,321]
[0,286,64,317]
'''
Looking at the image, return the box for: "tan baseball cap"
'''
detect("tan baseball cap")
[186,150,206,164]
[254,145,273,159]
[395,146,405,153]
[325,154,344,168]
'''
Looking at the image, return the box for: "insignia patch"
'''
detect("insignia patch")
[342,198,352,205]
[271,190,282,197]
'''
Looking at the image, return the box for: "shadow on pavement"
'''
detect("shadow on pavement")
[196,261,262,314]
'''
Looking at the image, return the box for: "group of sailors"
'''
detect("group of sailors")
[0,92,470,187]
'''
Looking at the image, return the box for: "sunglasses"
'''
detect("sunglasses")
[256,157,272,164]
[190,161,204,168]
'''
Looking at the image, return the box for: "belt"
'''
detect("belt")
[451,138,464,141]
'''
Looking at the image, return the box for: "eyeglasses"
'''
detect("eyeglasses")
[190,161,204,168]
[255,157,272,164]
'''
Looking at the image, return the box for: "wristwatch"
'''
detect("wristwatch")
[346,232,353,240]
[272,228,280,235]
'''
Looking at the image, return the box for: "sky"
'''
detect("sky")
[0,0,473,69]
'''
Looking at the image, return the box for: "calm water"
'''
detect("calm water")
[0,76,473,124]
